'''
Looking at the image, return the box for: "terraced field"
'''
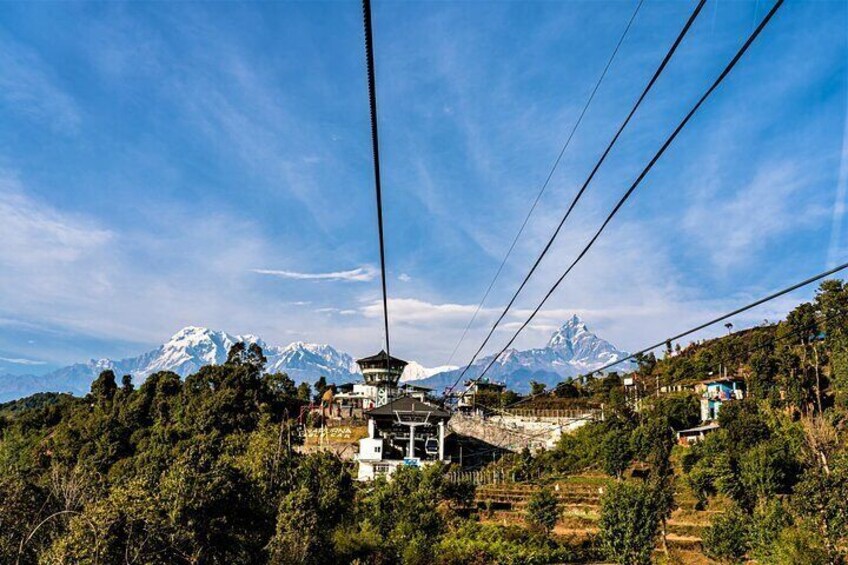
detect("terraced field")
[474,474,723,563]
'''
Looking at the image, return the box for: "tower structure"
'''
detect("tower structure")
[356,350,407,407]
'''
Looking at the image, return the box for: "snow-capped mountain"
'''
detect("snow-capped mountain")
[0,327,362,402]
[400,361,459,383]
[266,342,359,383]
[416,315,633,393]
[0,316,631,402]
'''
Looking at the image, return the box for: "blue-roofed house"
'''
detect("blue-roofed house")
[699,377,745,422]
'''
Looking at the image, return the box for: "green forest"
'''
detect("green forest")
[2,280,848,564]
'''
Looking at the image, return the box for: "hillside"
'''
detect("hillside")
[2,280,848,563]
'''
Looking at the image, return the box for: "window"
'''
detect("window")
[374,446,381,453]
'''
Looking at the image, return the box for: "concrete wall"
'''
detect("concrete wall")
[447,412,592,454]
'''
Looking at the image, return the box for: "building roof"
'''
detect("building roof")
[400,383,433,391]
[463,378,506,388]
[365,396,450,419]
[677,423,720,435]
[701,376,744,386]
[356,350,408,367]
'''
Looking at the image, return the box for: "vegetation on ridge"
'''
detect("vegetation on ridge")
[2,280,848,563]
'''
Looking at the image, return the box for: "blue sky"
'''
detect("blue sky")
[0,0,846,374]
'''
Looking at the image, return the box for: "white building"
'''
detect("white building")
[356,396,450,481]
[334,350,408,414]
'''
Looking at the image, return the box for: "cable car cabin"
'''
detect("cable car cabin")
[424,438,439,456]
[356,396,450,481]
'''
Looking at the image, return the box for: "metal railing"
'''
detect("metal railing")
[503,407,603,420]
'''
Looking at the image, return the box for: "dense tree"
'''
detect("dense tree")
[90,369,117,404]
[702,504,750,562]
[313,376,328,402]
[268,486,323,565]
[120,374,134,394]
[601,423,633,480]
[296,381,311,403]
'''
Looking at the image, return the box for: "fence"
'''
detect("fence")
[504,408,603,420]
[445,469,542,486]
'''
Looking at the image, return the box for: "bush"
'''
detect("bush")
[549,423,603,474]
[702,505,750,563]
[738,438,797,506]
[436,521,597,565]
[747,498,790,562]
[601,427,633,479]
[525,487,559,535]
[599,481,659,565]
[769,522,830,565]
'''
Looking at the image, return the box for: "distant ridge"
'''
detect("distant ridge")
[0,327,361,402]
[416,315,634,393]
[0,316,632,401]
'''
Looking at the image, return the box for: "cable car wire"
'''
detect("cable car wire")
[507,258,847,408]
[444,0,645,369]
[447,0,708,394]
[456,0,785,402]
[363,0,392,365]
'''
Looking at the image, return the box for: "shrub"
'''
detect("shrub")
[525,487,559,535]
[747,498,790,562]
[436,521,597,565]
[769,522,830,565]
[601,428,633,479]
[702,505,750,563]
[599,481,659,565]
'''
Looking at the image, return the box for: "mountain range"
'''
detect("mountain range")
[0,315,631,402]
[414,315,634,393]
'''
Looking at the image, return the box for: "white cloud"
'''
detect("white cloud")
[0,35,81,133]
[361,297,491,325]
[0,356,46,366]
[314,307,339,314]
[252,266,378,282]
[498,322,559,334]
[0,172,112,267]
[684,162,828,270]
[398,273,412,282]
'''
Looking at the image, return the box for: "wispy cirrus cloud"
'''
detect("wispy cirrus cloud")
[683,162,828,271]
[0,34,81,133]
[361,297,486,325]
[0,172,112,268]
[252,265,378,283]
[0,356,46,366]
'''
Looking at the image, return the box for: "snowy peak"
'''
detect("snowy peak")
[266,341,359,379]
[547,315,589,348]
[2,327,365,402]
[165,326,263,354]
[415,314,632,393]
[401,361,459,382]
[144,327,265,376]
[544,315,627,367]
